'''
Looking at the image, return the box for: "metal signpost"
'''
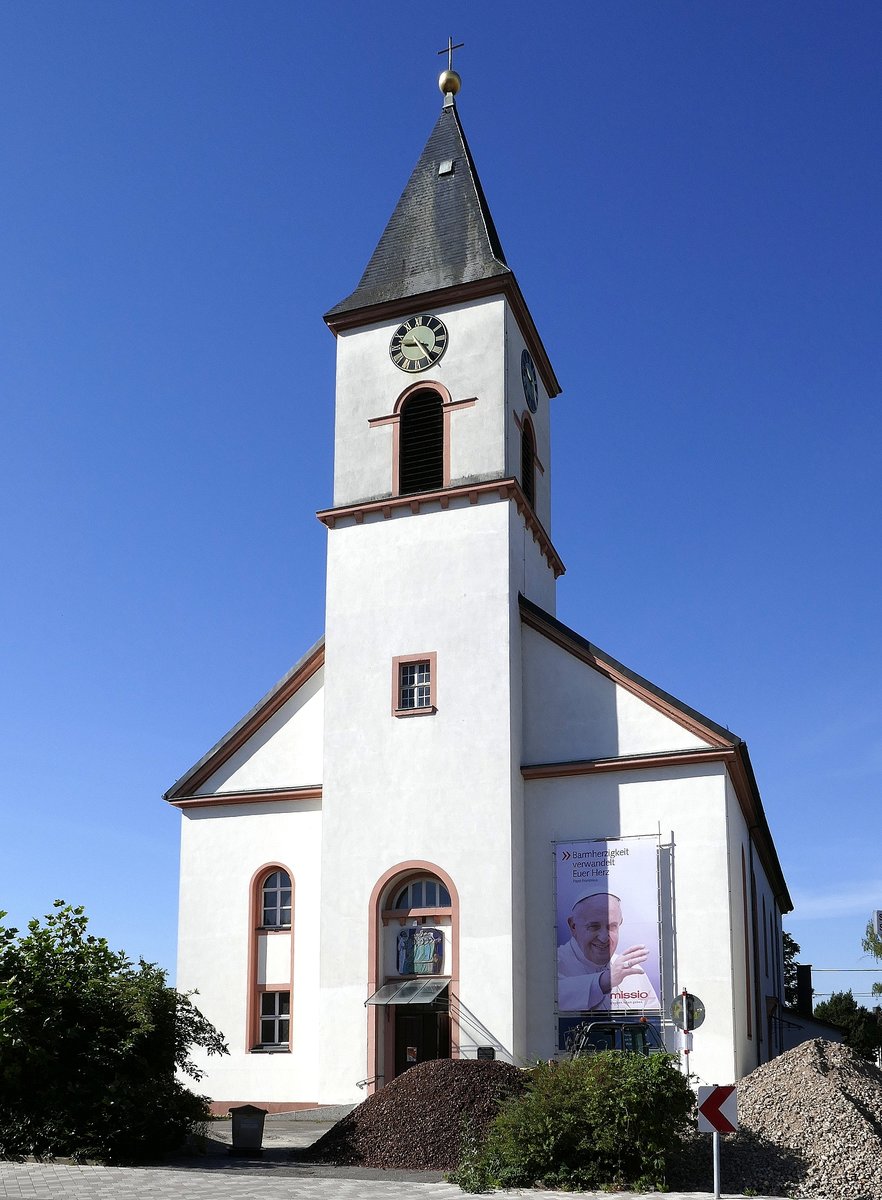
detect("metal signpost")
[697,1085,738,1199]
[873,909,882,937]
[671,991,737,1199]
[670,988,705,1066]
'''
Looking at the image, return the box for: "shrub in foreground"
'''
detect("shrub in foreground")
[0,902,227,1162]
[450,1051,694,1193]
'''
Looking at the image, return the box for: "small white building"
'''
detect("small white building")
[167,71,791,1111]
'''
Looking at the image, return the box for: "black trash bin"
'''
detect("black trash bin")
[228,1104,268,1156]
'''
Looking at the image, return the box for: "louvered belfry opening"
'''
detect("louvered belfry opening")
[399,390,444,495]
[521,418,536,508]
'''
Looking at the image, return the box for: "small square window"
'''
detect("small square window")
[392,653,437,717]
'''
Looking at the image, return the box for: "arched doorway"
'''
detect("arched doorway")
[367,861,459,1091]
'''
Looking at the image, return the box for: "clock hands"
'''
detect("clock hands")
[402,332,433,360]
[403,332,431,350]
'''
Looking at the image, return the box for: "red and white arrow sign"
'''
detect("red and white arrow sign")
[697,1085,738,1133]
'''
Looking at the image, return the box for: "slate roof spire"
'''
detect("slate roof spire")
[324,68,560,398]
[324,82,512,320]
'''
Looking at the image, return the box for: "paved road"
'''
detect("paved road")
[0,1163,788,1200]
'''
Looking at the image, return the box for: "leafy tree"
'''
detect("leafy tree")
[861,916,882,999]
[450,1052,695,1193]
[0,901,227,1162]
[782,930,801,1007]
[813,989,882,1062]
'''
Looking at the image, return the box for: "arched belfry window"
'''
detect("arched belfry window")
[399,390,443,495]
[521,416,536,508]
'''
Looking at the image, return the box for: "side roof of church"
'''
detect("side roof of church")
[163,636,324,803]
[520,595,791,912]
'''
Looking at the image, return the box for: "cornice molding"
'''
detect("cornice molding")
[169,786,322,811]
[522,748,735,779]
[316,477,565,578]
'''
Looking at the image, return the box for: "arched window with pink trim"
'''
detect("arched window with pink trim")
[247,864,294,1052]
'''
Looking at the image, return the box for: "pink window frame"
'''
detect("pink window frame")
[391,652,437,717]
[368,381,477,498]
[246,862,295,1052]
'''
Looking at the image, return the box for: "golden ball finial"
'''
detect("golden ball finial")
[438,68,461,97]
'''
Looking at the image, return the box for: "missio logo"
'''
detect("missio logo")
[613,990,650,1001]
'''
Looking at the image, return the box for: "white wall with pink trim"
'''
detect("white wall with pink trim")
[333,295,507,507]
[176,800,322,1103]
[520,624,783,1087]
[319,496,525,1102]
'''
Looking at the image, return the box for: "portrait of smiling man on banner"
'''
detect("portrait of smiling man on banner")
[555,837,661,1014]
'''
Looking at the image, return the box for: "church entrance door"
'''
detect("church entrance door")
[393,1005,451,1078]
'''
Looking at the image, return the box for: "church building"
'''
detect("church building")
[166,61,791,1110]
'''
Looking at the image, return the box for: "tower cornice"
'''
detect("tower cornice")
[316,476,565,579]
[324,272,561,399]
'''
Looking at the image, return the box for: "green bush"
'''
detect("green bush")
[450,1051,694,1193]
[0,902,227,1163]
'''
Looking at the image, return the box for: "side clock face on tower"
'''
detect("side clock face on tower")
[390,315,448,373]
[521,348,539,413]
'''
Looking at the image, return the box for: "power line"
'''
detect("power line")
[814,993,881,998]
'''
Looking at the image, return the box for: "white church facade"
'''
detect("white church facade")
[167,68,791,1111]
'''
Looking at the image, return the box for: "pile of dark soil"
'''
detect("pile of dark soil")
[302,1059,526,1171]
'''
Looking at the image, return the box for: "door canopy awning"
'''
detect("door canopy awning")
[365,978,450,1006]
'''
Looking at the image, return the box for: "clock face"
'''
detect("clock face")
[521,348,539,413]
[390,315,448,373]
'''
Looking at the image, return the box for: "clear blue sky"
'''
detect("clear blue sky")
[2,2,880,1013]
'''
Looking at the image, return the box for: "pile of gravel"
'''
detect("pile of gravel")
[304,1040,882,1193]
[302,1058,526,1171]
[672,1039,882,1199]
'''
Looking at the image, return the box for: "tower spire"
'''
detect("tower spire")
[325,80,511,323]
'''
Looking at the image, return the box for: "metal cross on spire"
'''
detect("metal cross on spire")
[437,37,464,103]
[437,37,464,72]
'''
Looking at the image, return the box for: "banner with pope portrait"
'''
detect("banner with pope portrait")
[555,836,661,1014]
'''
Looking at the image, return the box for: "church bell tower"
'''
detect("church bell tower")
[316,57,564,1099]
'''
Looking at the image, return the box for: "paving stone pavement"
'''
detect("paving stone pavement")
[0,1163,790,1200]
[0,1113,789,1199]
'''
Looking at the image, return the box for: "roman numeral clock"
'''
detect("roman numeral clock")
[389,314,448,372]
